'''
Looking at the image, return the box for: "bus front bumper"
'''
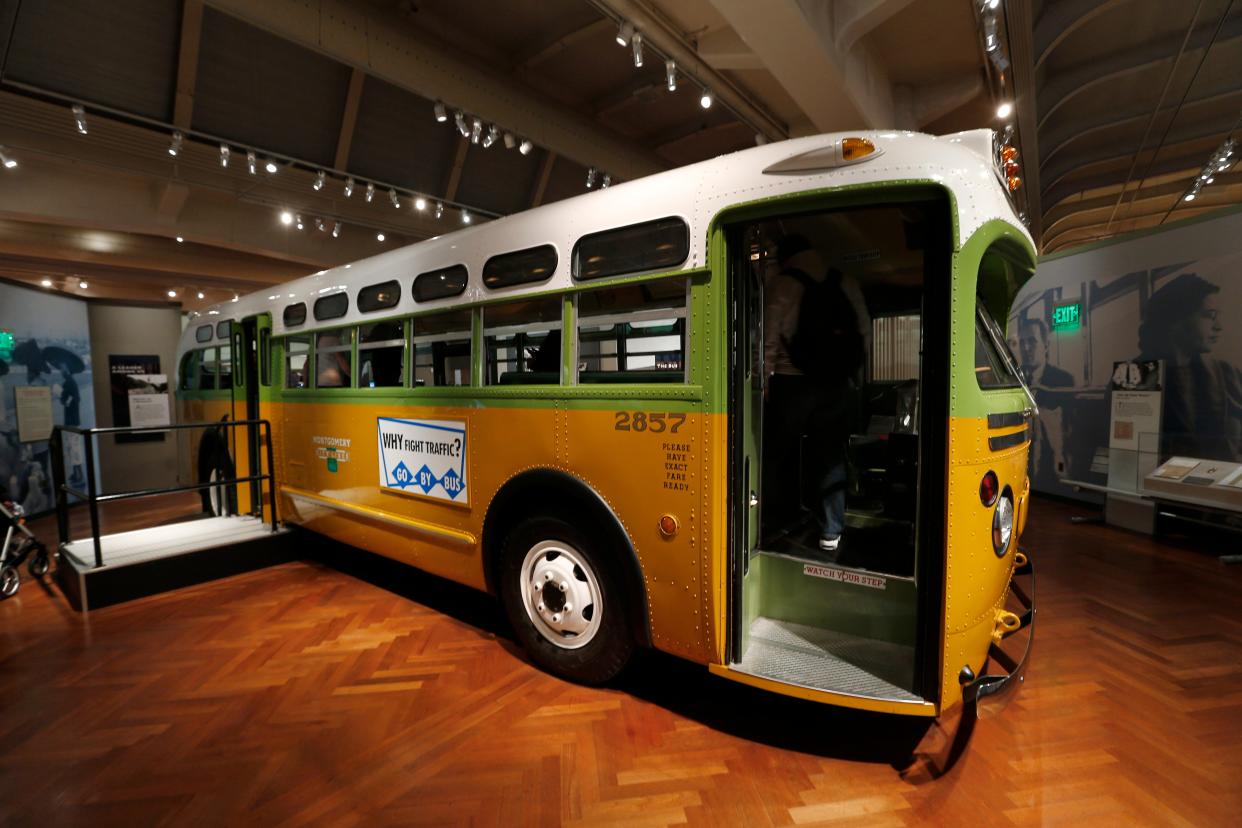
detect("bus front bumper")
[961,550,1034,716]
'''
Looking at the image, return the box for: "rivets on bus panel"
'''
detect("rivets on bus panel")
[659,514,679,537]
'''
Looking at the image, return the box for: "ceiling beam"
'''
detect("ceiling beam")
[512,19,613,70]
[203,0,667,181]
[894,74,984,129]
[1032,0,1128,70]
[1043,198,1236,254]
[1042,173,1242,240]
[834,0,917,52]
[443,136,470,203]
[706,0,901,130]
[1040,144,1220,214]
[172,0,205,128]
[696,27,762,71]
[529,151,557,209]
[333,68,366,170]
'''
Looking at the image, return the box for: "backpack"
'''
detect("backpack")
[782,267,864,383]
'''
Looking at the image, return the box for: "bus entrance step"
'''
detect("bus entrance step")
[55,515,294,612]
[737,617,921,702]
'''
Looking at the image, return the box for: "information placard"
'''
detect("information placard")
[377,417,468,504]
[15,385,53,442]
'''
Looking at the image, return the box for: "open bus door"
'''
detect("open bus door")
[228,314,271,518]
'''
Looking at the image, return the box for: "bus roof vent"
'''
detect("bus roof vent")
[763,137,882,175]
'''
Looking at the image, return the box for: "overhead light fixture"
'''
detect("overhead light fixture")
[246,150,257,174]
[376,232,386,242]
[455,110,469,138]
[434,100,448,122]
[983,14,999,52]
[175,236,184,243]
[389,188,400,208]
[586,167,598,189]
[482,124,499,148]
[0,147,17,169]
[665,59,677,92]
[616,21,634,47]
[232,294,239,302]
[435,201,444,219]
[280,210,293,225]
[197,291,205,300]
[414,196,426,211]
[72,104,88,134]
[1184,193,1196,202]
[313,170,326,191]
[984,0,1000,9]
[700,90,713,109]
[601,173,611,189]
[344,177,355,197]
[167,290,178,298]
[996,101,1013,119]
[519,138,533,155]
[219,144,230,167]
[264,158,278,174]
[503,132,516,150]
[632,31,644,67]
[295,214,304,230]
[471,117,483,145]
[168,130,183,156]
[462,210,472,224]
[78,280,88,289]
[40,278,52,288]
[332,221,341,238]
[365,182,375,203]
[315,218,327,232]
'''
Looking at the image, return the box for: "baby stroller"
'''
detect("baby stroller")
[1,499,49,598]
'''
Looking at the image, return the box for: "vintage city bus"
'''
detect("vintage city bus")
[176,129,1036,719]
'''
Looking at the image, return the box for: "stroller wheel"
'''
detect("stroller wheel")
[28,548,49,578]
[0,566,18,598]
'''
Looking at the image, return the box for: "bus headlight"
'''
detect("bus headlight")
[992,486,1014,557]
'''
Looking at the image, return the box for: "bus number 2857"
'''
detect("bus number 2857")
[613,412,686,433]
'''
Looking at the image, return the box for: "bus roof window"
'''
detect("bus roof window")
[483,245,557,289]
[195,325,213,343]
[314,292,349,321]
[358,280,401,312]
[215,320,232,339]
[573,217,688,281]
[284,303,307,327]
[413,265,468,302]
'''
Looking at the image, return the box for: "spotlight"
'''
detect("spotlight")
[414,196,427,211]
[167,290,178,298]
[168,130,183,156]
[389,188,400,208]
[462,210,472,224]
[984,0,1000,10]
[295,214,304,231]
[435,201,444,219]
[700,90,713,109]
[264,158,278,174]
[176,236,184,243]
[313,170,326,191]
[434,100,447,122]
[197,291,205,300]
[455,110,469,138]
[503,132,516,150]
[586,167,598,189]
[280,210,293,225]
[376,232,386,242]
[471,117,483,145]
[246,150,257,174]
[315,218,326,232]
[232,295,239,302]
[78,280,88,289]
[1184,193,1196,202]
[482,124,499,148]
[344,177,355,197]
[666,59,677,92]
[617,21,634,47]
[332,221,341,238]
[72,104,88,134]
[219,144,230,167]
[996,101,1013,119]
[632,31,644,67]
[519,138,533,155]
[0,147,16,169]
[365,182,375,203]
[601,173,611,188]
[40,278,52,288]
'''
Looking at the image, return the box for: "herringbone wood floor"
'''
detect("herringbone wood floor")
[1,495,1239,826]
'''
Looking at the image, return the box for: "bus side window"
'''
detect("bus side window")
[218,343,233,389]
[412,309,472,388]
[483,297,562,385]
[198,348,218,390]
[259,329,271,386]
[316,329,353,388]
[179,351,196,391]
[577,279,687,384]
[358,320,405,388]
[286,337,310,389]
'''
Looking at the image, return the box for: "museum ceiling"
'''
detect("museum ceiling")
[2,1,1235,307]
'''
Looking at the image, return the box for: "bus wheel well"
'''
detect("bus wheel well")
[482,469,651,648]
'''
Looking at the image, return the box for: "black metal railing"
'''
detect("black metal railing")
[50,419,278,568]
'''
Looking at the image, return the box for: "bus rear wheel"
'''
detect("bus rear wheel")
[500,517,633,685]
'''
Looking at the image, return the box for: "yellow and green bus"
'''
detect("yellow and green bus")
[176,129,1036,719]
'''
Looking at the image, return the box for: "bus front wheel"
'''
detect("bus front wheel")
[500,517,633,685]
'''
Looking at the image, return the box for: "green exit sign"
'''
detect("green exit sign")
[1051,302,1081,331]
[0,329,14,361]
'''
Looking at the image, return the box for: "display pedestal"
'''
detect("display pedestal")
[1104,492,1156,534]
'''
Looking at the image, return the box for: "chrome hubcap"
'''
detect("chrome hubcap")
[520,540,601,649]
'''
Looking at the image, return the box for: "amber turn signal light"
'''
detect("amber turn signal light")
[1001,145,1018,162]
[1007,174,1022,192]
[840,137,877,161]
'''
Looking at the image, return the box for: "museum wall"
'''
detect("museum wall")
[0,279,96,516]
[1011,207,1242,500]
[86,303,183,493]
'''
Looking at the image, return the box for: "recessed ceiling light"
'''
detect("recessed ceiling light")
[414,197,426,211]
[40,278,52,288]
[376,232,386,242]
[78,280,88,289]
[280,210,293,225]
[996,102,1013,119]
[167,289,177,298]
[175,236,184,243]
[264,158,278,174]
[196,291,205,299]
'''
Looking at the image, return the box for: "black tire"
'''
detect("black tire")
[27,545,49,578]
[499,516,634,685]
[197,431,236,516]
[0,566,18,598]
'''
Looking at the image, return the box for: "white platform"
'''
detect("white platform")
[62,515,284,570]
